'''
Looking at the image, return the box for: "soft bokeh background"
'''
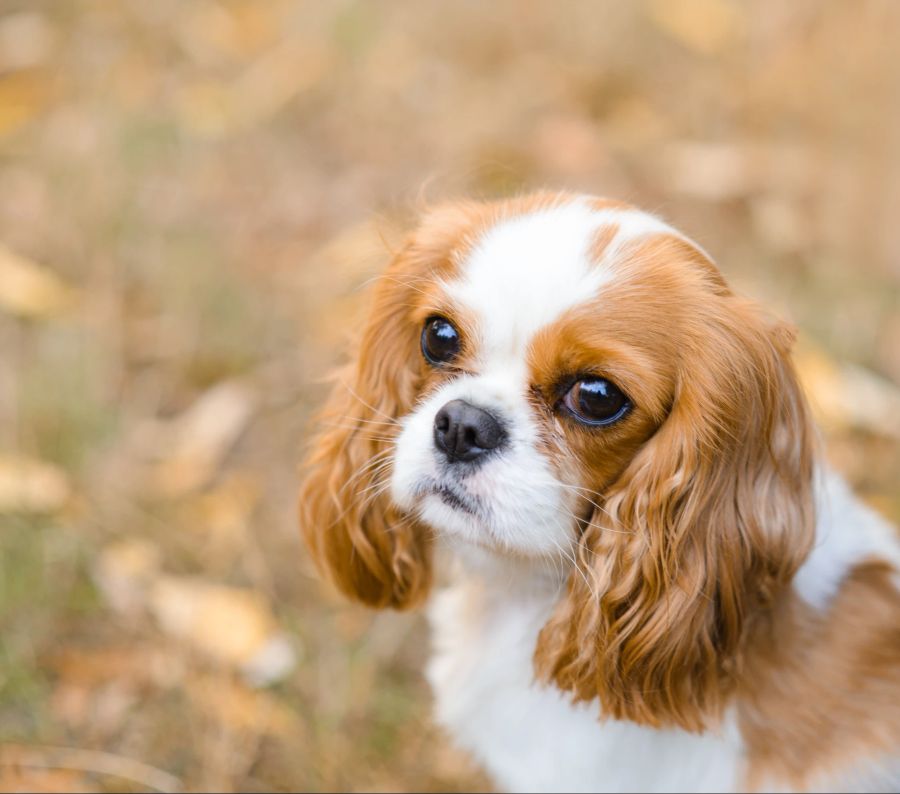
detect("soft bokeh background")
[1,1,899,791]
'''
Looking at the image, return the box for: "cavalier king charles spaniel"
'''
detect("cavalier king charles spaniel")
[299,192,900,793]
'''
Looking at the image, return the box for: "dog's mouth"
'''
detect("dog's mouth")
[415,478,483,517]
[435,484,479,515]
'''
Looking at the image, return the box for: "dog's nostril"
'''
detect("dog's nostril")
[475,417,503,449]
[433,399,507,463]
[435,411,450,433]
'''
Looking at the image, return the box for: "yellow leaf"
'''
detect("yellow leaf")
[150,380,256,497]
[179,471,260,547]
[92,539,162,616]
[0,69,53,137]
[647,0,742,56]
[0,244,76,319]
[0,454,70,513]
[149,576,296,685]
[190,675,300,737]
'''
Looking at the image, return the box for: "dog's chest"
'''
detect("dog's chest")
[425,580,743,793]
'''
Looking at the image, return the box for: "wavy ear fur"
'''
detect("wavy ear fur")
[299,204,479,609]
[536,297,815,731]
[298,248,433,609]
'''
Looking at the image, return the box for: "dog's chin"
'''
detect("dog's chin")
[414,482,499,550]
[405,480,568,561]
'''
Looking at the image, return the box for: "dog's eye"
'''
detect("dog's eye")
[562,377,630,426]
[421,316,461,366]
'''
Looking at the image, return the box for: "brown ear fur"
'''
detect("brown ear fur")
[536,296,815,730]
[298,253,430,608]
[299,204,480,609]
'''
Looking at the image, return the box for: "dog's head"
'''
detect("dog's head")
[299,192,815,729]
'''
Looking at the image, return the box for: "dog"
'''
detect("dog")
[299,192,900,792]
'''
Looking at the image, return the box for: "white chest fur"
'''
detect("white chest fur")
[425,557,744,794]
[423,470,900,793]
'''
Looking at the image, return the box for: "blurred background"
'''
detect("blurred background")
[1,1,899,791]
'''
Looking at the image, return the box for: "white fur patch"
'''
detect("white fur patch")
[445,199,612,365]
[444,199,681,367]
[428,567,744,793]
[794,468,900,610]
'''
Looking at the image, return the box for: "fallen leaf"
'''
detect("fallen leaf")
[49,681,138,738]
[179,471,260,545]
[149,576,296,685]
[190,674,300,737]
[647,0,742,56]
[150,380,256,497]
[176,3,280,65]
[0,454,70,513]
[92,538,162,616]
[0,69,54,138]
[45,644,185,692]
[0,244,77,319]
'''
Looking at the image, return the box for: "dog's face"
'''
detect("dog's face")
[300,193,814,730]
[390,197,678,558]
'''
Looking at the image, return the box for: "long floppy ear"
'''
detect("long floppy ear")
[299,204,479,609]
[298,247,431,609]
[536,297,815,731]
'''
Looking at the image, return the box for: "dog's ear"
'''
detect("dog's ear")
[535,297,815,731]
[298,249,430,608]
[299,202,481,609]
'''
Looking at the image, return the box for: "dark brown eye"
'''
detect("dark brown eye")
[562,377,630,426]
[421,317,461,366]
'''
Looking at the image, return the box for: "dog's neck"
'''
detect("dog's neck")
[437,534,569,600]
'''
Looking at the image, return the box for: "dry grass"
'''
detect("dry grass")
[0,1,898,791]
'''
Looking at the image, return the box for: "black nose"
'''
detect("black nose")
[434,399,507,463]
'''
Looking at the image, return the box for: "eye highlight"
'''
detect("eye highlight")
[561,377,631,426]
[421,316,461,366]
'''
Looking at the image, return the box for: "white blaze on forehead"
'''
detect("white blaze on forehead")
[444,198,686,365]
